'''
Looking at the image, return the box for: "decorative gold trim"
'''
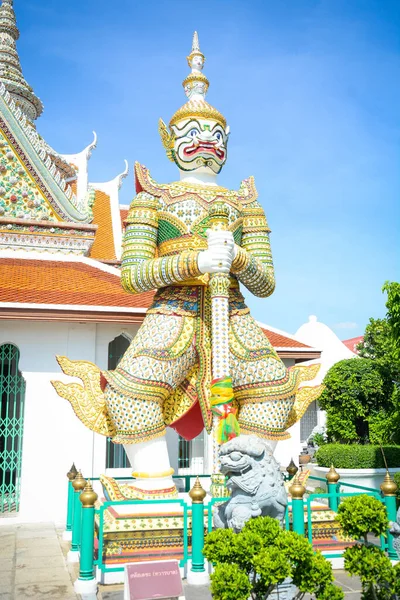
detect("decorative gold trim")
[169,99,226,129]
[158,235,207,257]
[158,118,175,162]
[51,356,116,437]
[132,467,175,479]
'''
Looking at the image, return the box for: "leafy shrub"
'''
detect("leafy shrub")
[337,495,399,599]
[315,444,400,469]
[319,358,392,443]
[312,432,327,447]
[336,495,388,541]
[203,516,344,600]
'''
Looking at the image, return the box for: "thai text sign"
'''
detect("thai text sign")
[124,560,183,600]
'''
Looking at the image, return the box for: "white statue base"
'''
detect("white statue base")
[74,577,97,599]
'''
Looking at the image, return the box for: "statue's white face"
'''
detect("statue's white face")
[171,117,229,174]
[190,55,204,71]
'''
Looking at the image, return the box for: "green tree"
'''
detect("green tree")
[383,281,400,358]
[337,495,400,600]
[203,516,343,600]
[356,281,400,442]
[319,358,391,443]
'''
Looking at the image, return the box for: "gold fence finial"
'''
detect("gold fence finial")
[72,470,86,492]
[80,480,98,508]
[189,476,207,503]
[380,471,398,496]
[326,464,340,484]
[289,474,306,499]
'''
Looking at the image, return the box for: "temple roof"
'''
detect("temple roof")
[0,255,155,309]
[342,335,363,354]
[89,190,118,261]
[0,83,92,224]
[0,252,320,359]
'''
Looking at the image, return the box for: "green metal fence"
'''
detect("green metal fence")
[65,469,400,591]
[0,344,25,513]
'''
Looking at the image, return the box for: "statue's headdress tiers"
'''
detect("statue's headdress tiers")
[186,31,205,67]
[168,31,227,130]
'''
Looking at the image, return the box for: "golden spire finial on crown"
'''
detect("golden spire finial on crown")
[167,32,226,129]
[186,31,205,69]
[159,32,228,161]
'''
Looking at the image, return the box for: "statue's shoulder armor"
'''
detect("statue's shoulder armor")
[135,162,258,208]
[134,162,167,200]
[237,176,258,207]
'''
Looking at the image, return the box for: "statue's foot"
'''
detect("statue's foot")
[122,437,178,498]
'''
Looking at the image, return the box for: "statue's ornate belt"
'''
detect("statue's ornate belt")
[158,235,207,257]
[173,275,239,288]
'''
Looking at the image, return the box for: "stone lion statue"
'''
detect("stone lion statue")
[213,434,287,532]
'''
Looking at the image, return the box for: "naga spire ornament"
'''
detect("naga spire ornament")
[0,0,43,120]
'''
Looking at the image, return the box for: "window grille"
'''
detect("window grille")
[106,334,131,469]
[178,430,205,475]
[0,344,25,513]
[300,400,318,443]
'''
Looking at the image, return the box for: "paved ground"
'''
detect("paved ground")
[0,522,78,599]
[0,522,362,599]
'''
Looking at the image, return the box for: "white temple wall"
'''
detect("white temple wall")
[0,319,304,524]
[0,319,140,525]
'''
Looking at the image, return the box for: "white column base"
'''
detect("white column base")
[186,561,210,586]
[74,577,98,598]
[67,549,80,563]
[62,530,72,541]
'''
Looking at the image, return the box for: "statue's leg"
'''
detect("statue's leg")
[229,313,295,450]
[104,314,197,491]
[123,437,172,490]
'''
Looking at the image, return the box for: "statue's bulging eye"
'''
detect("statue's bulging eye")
[215,132,222,141]
[189,129,198,138]
[230,451,242,461]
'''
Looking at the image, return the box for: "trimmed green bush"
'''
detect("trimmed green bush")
[315,444,400,469]
[203,516,344,600]
[336,495,400,599]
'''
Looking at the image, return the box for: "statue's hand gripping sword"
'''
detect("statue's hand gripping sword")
[208,203,240,444]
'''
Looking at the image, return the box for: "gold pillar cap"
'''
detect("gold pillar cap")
[380,472,398,496]
[72,470,86,492]
[286,458,298,477]
[80,480,98,508]
[289,475,306,499]
[67,463,78,481]
[189,477,207,503]
[326,465,340,484]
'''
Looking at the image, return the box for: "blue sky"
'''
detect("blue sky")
[15,0,399,337]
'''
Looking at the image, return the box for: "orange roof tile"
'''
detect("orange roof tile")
[120,207,128,228]
[90,190,117,261]
[0,258,154,308]
[0,258,313,349]
[342,335,363,354]
[259,328,310,348]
